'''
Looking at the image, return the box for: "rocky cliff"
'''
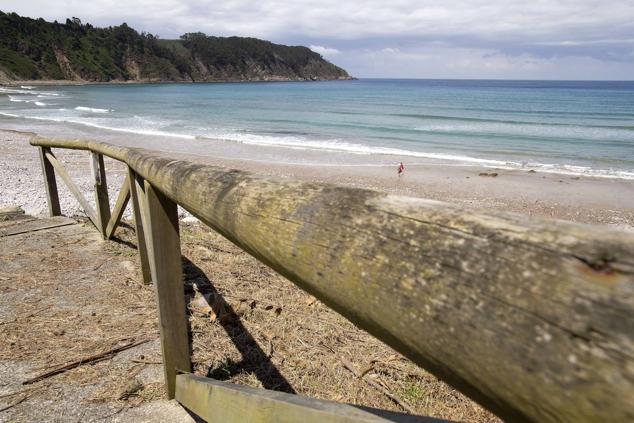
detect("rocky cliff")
[0,12,351,83]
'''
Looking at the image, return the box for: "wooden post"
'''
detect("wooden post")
[38,147,61,217]
[91,152,111,238]
[143,181,191,398]
[128,168,152,284]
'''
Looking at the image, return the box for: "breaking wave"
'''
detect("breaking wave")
[75,106,111,113]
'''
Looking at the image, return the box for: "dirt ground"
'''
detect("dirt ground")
[177,223,499,422]
[0,214,194,422]
[0,211,499,422]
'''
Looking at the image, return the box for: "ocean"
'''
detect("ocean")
[1,79,633,179]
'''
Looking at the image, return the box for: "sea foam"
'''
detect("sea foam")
[75,106,111,113]
[1,87,58,96]
[2,109,632,179]
[2,79,634,181]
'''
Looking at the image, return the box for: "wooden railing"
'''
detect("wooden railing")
[31,137,634,423]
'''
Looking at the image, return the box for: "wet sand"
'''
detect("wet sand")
[181,152,634,227]
[1,129,633,227]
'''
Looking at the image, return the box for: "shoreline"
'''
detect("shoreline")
[0,78,355,87]
[0,112,631,182]
[1,128,632,228]
[0,92,631,182]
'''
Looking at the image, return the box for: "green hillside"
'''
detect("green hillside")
[0,12,351,82]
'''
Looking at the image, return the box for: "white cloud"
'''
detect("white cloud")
[2,0,634,79]
[4,0,633,42]
[309,45,340,56]
[334,46,634,80]
[536,39,634,46]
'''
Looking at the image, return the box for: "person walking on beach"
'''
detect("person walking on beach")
[397,162,405,178]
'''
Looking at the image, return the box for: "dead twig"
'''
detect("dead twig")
[23,338,151,385]
[0,385,44,402]
[130,359,162,365]
[0,393,28,413]
[340,357,415,414]
[0,306,49,325]
[93,258,111,271]
[196,244,235,255]
[25,306,49,319]
[61,237,84,247]
[0,387,31,400]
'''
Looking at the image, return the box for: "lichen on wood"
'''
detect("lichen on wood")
[30,137,634,423]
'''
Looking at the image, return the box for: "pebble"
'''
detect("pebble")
[0,130,196,222]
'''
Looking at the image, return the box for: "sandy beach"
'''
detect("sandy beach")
[2,128,632,228]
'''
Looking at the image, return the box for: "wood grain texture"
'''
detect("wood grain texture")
[105,173,130,240]
[143,181,191,398]
[38,147,61,217]
[31,137,634,423]
[128,168,152,284]
[175,374,445,423]
[91,152,111,238]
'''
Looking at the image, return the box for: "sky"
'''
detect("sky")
[3,1,634,80]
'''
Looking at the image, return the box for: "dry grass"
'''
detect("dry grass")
[0,219,163,418]
[0,217,499,422]
[177,222,499,422]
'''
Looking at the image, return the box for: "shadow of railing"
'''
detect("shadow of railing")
[30,137,634,423]
[182,257,296,394]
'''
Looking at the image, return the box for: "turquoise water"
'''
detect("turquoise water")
[1,79,633,178]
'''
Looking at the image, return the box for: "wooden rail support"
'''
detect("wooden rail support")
[38,147,61,217]
[128,168,152,284]
[105,173,130,240]
[175,374,441,423]
[91,152,111,238]
[44,151,98,227]
[143,181,191,398]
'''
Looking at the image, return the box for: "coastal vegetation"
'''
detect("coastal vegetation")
[0,11,351,82]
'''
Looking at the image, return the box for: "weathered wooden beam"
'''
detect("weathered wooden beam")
[91,152,111,238]
[175,374,443,423]
[44,151,98,227]
[38,147,61,217]
[105,173,130,240]
[143,181,191,398]
[29,137,634,423]
[128,168,152,284]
